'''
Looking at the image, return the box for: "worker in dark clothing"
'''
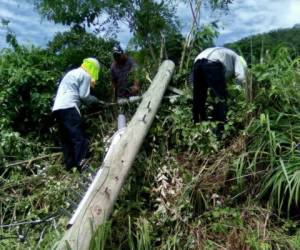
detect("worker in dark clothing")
[110,45,140,102]
[52,58,101,171]
[192,47,247,137]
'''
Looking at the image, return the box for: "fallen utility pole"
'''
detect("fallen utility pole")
[57,60,175,250]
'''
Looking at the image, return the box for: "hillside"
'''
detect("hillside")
[226,26,300,62]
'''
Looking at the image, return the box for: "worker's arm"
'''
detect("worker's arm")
[111,79,117,101]
[110,64,118,100]
[79,74,99,104]
[131,78,140,95]
[234,56,247,86]
[111,79,116,89]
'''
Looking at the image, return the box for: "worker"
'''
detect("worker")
[192,47,247,137]
[110,45,140,102]
[52,58,101,171]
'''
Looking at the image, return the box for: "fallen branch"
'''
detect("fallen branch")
[5,153,62,168]
[167,86,184,95]
[0,213,59,228]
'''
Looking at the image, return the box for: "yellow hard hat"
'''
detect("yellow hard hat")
[81,58,100,81]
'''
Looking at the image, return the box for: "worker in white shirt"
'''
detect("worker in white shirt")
[52,58,101,171]
[192,47,247,137]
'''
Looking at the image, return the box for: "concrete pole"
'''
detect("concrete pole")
[57,60,175,250]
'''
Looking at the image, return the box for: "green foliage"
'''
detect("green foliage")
[0,131,42,166]
[0,30,115,125]
[0,162,80,249]
[208,0,233,9]
[35,0,126,28]
[47,29,115,69]
[226,26,300,63]
[130,28,184,69]
[48,29,116,101]
[164,31,185,66]
[0,46,59,136]
[179,22,220,74]
[135,218,153,250]
[89,221,112,250]
[0,28,117,168]
[147,82,246,157]
[148,94,220,156]
[36,0,180,65]
[3,2,300,247]
[1,17,20,51]
[0,17,10,27]
[290,230,300,249]
[127,0,180,62]
[233,47,300,215]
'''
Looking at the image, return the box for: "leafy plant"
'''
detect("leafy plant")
[233,47,300,215]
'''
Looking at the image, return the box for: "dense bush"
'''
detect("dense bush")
[0,46,59,134]
[234,47,300,214]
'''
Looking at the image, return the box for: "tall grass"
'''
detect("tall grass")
[234,47,300,215]
[89,221,111,250]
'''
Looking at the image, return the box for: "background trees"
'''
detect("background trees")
[34,0,180,63]
[33,0,232,67]
[226,26,300,63]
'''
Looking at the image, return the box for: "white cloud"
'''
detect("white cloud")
[285,0,300,26]
[0,0,67,48]
[216,0,300,44]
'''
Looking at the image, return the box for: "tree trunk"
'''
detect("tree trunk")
[57,60,175,250]
[179,0,202,73]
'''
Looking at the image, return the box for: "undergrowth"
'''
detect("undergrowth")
[2,47,300,249]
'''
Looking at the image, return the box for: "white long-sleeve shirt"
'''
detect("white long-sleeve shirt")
[194,47,247,85]
[52,67,98,114]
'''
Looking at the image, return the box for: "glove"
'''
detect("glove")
[130,84,140,95]
[97,99,107,105]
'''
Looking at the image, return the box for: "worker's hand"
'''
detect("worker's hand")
[91,80,96,89]
[130,83,140,95]
[97,99,107,106]
[112,86,116,102]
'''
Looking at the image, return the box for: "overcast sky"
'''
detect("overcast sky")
[1,0,300,49]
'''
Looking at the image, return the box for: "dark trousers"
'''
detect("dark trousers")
[193,58,227,125]
[54,108,89,170]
